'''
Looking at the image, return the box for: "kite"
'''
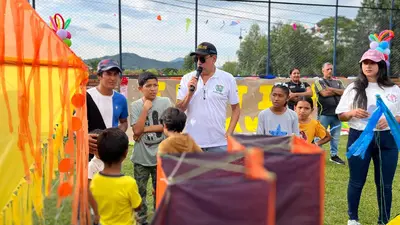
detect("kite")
[347,94,400,159]
[186,18,191,32]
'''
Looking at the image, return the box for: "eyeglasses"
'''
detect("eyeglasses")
[194,55,211,63]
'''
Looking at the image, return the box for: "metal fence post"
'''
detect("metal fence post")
[118,0,122,69]
[333,0,339,76]
[266,0,271,76]
[195,0,198,50]
[389,0,394,76]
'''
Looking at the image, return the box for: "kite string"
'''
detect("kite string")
[374,131,389,223]
[166,152,187,184]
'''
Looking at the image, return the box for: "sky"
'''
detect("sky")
[34,0,364,67]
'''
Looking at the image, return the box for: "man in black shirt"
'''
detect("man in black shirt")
[315,62,345,165]
[285,68,313,110]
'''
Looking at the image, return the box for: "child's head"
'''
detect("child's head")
[160,107,187,136]
[294,96,314,120]
[270,83,290,109]
[97,128,129,167]
[138,72,158,100]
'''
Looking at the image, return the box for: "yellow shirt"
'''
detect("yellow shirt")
[90,173,142,225]
[299,119,327,143]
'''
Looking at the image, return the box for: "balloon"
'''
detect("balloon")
[56,16,61,29]
[376,47,384,53]
[384,54,389,61]
[64,18,71,29]
[370,41,379,49]
[66,31,71,39]
[71,93,85,108]
[378,30,394,42]
[386,61,390,68]
[63,38,72,47]
[54,13,65,29]
[369,34,378,42]
[56,29,68,39]
[57,182,72,197]
[58,158,72,172]
[379,41,389,49]
[49,16,57,31]
[383,48,391,55]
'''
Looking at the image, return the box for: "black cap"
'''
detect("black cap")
[190,42,217,56]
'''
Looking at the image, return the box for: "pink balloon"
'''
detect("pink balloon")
[66,31,71,39]
[292,23,297,30]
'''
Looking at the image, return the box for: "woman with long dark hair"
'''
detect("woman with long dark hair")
[336,49,400,225]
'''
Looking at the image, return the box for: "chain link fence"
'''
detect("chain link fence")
[32,0,400,77]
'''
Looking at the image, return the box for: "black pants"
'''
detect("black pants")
[347,128,398,224]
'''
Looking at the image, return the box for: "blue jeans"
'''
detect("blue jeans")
[201,145,227,153]
[319,115,341,156]
[347,129,398,224]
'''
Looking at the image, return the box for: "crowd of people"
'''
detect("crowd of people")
[84,42,399,225]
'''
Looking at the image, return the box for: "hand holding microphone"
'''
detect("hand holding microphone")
[189,66,203,92]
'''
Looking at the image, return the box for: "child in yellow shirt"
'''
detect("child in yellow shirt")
[90,128,142,225]
[295,97,331,146]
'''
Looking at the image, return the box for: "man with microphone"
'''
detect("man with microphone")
[176,42,240,152]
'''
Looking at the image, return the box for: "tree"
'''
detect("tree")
[222,61,239,75]
[269,23,322,76]
[146,68,159,75]
[162,68,178,75]
[86,59,101,73]
[237,23,268,75]
[316,16,358,76]
[181,53,195,71]
[317,16,357,46]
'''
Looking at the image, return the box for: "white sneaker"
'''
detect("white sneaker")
[348,220,362,225]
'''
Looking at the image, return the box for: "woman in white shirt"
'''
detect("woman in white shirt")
[336,49,400,225]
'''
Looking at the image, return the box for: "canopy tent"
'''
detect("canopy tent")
[0,0,89,224]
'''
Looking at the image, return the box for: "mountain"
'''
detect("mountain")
[84,53,184,70]
[170,57,184,63]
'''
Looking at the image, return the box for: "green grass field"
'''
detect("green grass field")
[35,136,400,225]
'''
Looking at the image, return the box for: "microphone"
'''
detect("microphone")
[189,66,203,92]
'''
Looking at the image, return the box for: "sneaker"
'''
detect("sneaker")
[330,155,346,165]
[348,220,362,225]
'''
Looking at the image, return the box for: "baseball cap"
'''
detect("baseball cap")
[97,59,122,73]
[190,42,218,56]
[359,49,385,63]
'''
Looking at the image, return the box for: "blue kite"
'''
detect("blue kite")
[347,94,400,159]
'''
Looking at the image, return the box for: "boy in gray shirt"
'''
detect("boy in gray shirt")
[130,72,172,225]
[256,84,300,136]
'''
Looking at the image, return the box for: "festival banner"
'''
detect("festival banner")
[127,78,351,134]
